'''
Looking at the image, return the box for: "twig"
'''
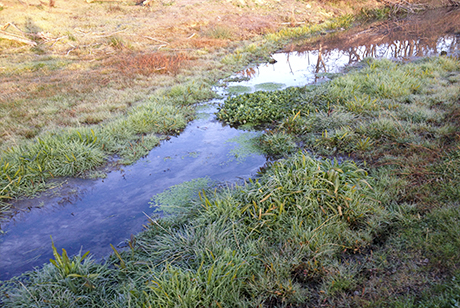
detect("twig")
[16,0,29,7]
[0,30,37,46]
[143,36,168,44]
[66,47,76,56]
[19,281,40,306]
[280,22,306,25]
[186,33,196,39]
[92,29,127,38]
[50,36,66,47]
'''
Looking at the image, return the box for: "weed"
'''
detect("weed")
[108,36,125,49]
[50,236,90,279]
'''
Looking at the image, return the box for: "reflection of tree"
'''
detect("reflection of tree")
[237,67,257,78]
[290,8,460,73]
[316,43,326,73]
[297,35,458,76]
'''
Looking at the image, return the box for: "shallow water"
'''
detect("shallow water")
[1,7,459,281]
[0,105,266,280]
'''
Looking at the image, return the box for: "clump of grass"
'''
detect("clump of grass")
[358,6,392,21]
[163,81,217,106]
[266,14,354,43]
[258,130,298,157]
[206,25,234,40]
[108,36,125,49]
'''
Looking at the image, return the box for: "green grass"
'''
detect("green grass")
[1,151,390,307]
[214,55,460,306]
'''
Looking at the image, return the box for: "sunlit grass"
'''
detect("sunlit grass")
[1,151,389,307]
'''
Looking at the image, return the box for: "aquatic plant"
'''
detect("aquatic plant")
[226,132,263,162]
[226,85,252,94]
[254,82,285,91]
[217,86,328,126]
[150,177,213,214]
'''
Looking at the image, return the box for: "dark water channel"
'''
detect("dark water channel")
[1,8,459,281]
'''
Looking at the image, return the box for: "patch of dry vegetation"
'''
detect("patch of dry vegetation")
[114,52,190,77]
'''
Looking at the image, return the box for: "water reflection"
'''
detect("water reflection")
[287,7,460,70]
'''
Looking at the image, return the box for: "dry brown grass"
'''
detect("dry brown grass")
[114,52,190,76]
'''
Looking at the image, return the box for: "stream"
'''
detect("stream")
[1,7,459,281]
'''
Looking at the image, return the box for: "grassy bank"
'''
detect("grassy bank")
[2,54,459,306]
[217,55,460,305]
[0,151,392,307]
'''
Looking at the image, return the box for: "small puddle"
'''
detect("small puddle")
[1,7,459,281]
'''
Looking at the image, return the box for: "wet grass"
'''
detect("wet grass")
[215,55,460,306]
[0,90,210,207]
[1,151,391,307]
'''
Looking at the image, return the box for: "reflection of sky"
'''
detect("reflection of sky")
[229,35,459,92]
